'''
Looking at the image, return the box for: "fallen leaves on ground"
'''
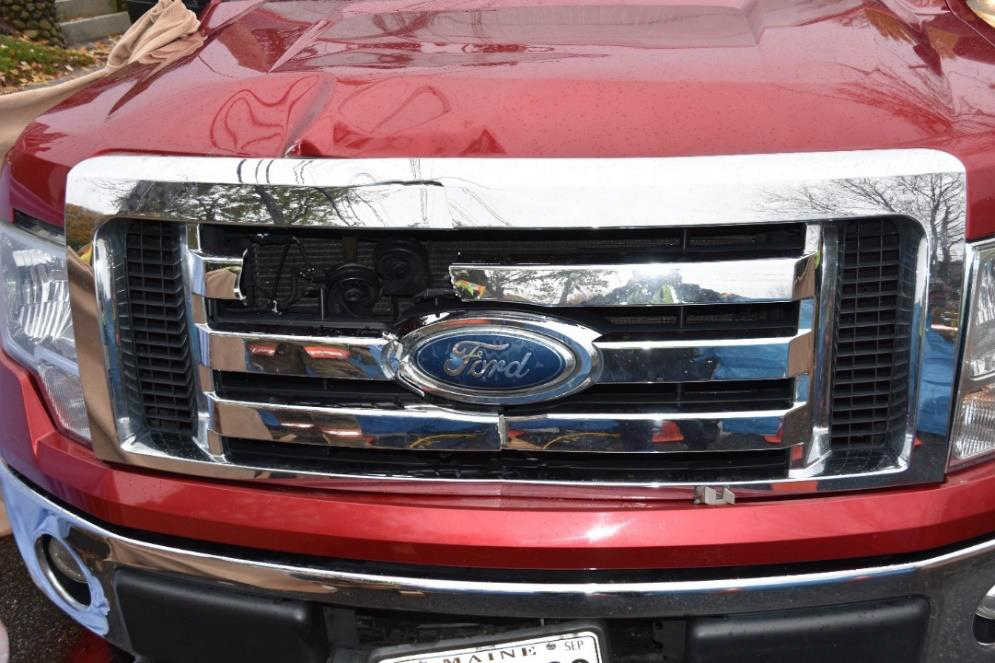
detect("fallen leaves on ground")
[0,35,119,93]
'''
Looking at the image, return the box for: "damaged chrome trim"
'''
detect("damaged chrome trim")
[188,249,244,301]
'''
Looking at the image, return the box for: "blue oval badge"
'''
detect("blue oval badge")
[388,312,601,405]
[415,333,567,392]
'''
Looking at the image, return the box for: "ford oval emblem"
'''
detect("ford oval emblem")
[386,312,602,405]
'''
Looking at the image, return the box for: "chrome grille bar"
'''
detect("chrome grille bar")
[595,333,812,382]
[206,393,808,453]
[196,325,813,383]
[505,402,811,453]
[450,254,817,307]
[197,328,389,380]
[208,395,502,450]
[188,249,243,301]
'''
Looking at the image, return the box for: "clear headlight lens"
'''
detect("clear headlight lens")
[951,242,995,467]
[0,221,90,441]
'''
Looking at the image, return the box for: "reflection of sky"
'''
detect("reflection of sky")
[68,179,134,215]
[920,329,956,436]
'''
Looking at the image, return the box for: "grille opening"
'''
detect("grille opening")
[594,302,798,341]
[209,301,800,341]
[828,217,917,473]
[202,223,807,327]
[113,220,197,448]
[215,373,795,415]
[224,440,791,483]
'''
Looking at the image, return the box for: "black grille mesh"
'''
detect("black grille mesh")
[116,221,197,446]
[828,218,916,470]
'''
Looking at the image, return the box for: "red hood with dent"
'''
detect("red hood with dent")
[5,0,995,234]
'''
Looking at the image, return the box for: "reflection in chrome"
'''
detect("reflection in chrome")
[195,318,812,384]
[594,297,813,382]
[505,401,810,453]
[204,395,809,455]
[187,249,244,301]
[208,395,502,450]
[198,328,389,380]
[65,150,967,498]
[450,255,816,307]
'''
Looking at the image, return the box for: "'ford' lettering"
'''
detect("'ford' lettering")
[415,333,566,391]
[443,341,532,381]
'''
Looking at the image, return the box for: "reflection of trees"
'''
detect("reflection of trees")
[769,174,964,281]
[65,204,99,251]
[833,7,995,134]
[114,181,380,227]
[455,267,728,306]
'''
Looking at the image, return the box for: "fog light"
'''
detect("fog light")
[977,585,995,645]
[36,535,91,607]
[46,537,86,584]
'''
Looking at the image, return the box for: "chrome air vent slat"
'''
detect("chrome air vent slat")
[196,322,814,382]
[198,328,390,380]
[188,249,243,301]
[206,384,803,453]
[449,254,816,307]
[206,395,503,451]
[65,152,967,499]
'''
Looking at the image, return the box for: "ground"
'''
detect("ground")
[0,34,115,92]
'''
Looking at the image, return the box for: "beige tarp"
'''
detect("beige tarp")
[0,0,200,164]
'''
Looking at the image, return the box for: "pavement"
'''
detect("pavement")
[0,536,131,662]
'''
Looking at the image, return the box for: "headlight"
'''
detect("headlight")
[950,240,995,467]
[967,0,995,29]
[0,220,90,441]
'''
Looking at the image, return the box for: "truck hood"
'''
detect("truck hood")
[6,0,995,228]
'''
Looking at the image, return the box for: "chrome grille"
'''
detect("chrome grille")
[65,152,968,498]
[114,218,819,476]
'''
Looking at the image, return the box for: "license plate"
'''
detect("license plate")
[372,625,606,663]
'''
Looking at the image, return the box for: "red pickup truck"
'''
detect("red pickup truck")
[3,0,995,661]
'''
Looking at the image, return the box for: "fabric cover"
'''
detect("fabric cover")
[0,0,200,164]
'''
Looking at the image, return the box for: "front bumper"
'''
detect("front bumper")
[4,461,995,662]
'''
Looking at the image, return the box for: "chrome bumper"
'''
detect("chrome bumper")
[3,460,995,661]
